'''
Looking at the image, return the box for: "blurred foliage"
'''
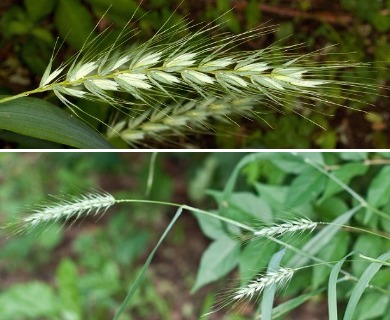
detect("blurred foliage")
[0,153,179,319]
[0,0,389,148]
[0,152,244,319]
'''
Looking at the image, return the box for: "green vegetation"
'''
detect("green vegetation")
[1,152,389,319]
[0,1,389,148]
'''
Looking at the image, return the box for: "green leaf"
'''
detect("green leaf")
[383,295,390,320]
[352,234,383,276]
[373,11,390,31]
[229,192,273,223]
[85,0,142,18]
[239,239,277,284]
[188,156,218,202]
[321,163,368,201]
[355,292,390,320]
[270,153,314,174]
[246,0,261,29]
[340,0,381,20]
[80,261,120,301]
[22,40,51,75]
[366,166,390,222]
[312,233,349,288]
[339,152,368,161]
[216,6,240,33]
[24,0,56,21]
[328,252,355,320]
[31,27,55,44]
[260,248,287,320]
[222,153,270,199]
[0,281,59,319]
[192,236,240,292]
[0,97,111,148]
[254,183,288,210]
[56,259,82,320]
[75,99,110,131]
[55,0,95,50]
[381,202,390,232]
[271,287,326,319]
[36,223,63,249]
[193,211,227,240]
[343,252,390,320]
[315,196,349,221]
[377,152,390,159]
[285,168,326,207]
[261,161,287,185]
[208,190,263,232]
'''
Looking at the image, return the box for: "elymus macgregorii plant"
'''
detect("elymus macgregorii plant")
[0,16,384,147]
[11,188,390,318]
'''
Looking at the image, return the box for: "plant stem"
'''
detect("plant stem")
[0,87,51,104]
[115,199,255,232]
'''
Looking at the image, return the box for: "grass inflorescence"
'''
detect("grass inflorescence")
[254,218,318,238]
[20,191,116,232]
[107,96,256,146]
[233,267,294,302]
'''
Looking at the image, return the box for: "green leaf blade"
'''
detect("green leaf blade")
[328,252,355,320]
[239,240,277,285]
[271,287,326,319]
[366,166,390,222]
[321,163,368,201]
[56,259,82,320]
[343,252,390,320]
[192,236,240,292]
[352,234,383,276]
[285,168,326,207]
[0,97,111,148]
[260,248,287,320]
[55,0,96,50]
[0,281,59,319]
[312,232,350,289]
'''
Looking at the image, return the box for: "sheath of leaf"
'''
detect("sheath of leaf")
[0,17,382,129]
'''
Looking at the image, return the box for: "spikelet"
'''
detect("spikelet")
[21,191,116,231]
[107,96,256,146]
[254,218,318,238]
[232,267,294,302]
